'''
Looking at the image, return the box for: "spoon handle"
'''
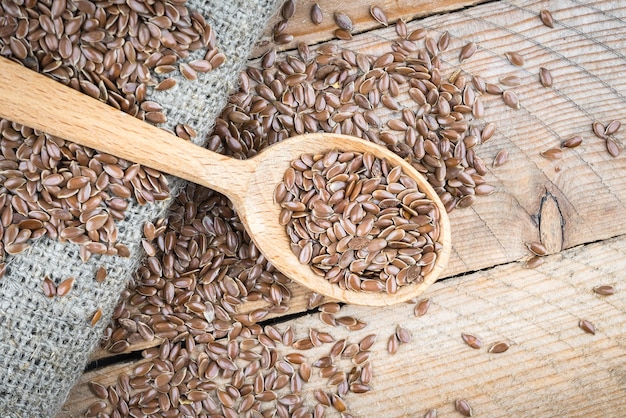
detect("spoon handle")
[0,57,253,200]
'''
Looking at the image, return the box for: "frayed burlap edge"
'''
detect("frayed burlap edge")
[0,0,281,416]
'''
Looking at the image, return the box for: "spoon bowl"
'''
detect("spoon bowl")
[0,57,450,305]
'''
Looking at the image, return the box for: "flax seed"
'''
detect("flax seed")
[539,9,555,28]
[593,285,615,295]
[459,42,477,62]
[579,319,596,335]
[488,341,510,353]
[455,399,473,417]
[370,6,388,26]
[461,333,482,349]
[310,4,323,25]
[505,52,525,66]
[539,67,553,87]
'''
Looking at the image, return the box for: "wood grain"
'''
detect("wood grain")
[62,0,626,415]
[62,234,626,417]
[254,0,489,56]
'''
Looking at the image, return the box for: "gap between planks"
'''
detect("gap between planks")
[62,233,626,417]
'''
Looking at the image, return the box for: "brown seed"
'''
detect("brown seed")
[281,0,296,20]
[310,3,323,25]
[605,120,621,135]
[579,319,596,335]
[539,9,555,28]
[461,333,482,349]
[539,67,553,87]
[502,90,520,109]
[88,381,108,399]
[396,325,411,344]
[592,121,607,139]
[414,298,431,317]
[488,341,510,353]
[524,255,544,269]
[334,29,353,40]
[481,123,496,142]
[493,149,508,167]
[455,399,473,417]
[57,277,75,297]
[43,276,56,297]
[459,42,477,62]
[505,52,525,66]
[387,334,399,355]
[526,241,547,256]
[155,78,177,91]
[90,308,103,326]
[606,138,620,158]
[561,136,582,148]
[593,285,615,296]
[334,12,353,31]
[370,5,388,26]
[499,75,522,87]
[540,148,563,160]
[85,401,107,417]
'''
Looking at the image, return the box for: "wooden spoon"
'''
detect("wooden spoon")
[0,57,450,305]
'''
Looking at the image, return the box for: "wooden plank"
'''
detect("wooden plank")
[254,0,489,56]
[64,0,626,413]
[89,0,626,360]
[61,234,626,417]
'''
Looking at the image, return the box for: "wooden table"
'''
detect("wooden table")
[62,0,626,416]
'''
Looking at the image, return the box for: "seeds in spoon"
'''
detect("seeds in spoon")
[278,150,442,293]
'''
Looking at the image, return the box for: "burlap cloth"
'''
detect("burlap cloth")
[0,0,281,416]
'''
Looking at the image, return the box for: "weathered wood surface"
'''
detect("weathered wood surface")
[253,0,489,56]
[62,235,626,417]
[63,0,626,415]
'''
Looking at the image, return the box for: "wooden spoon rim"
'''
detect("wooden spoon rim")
[240,133,451,306]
